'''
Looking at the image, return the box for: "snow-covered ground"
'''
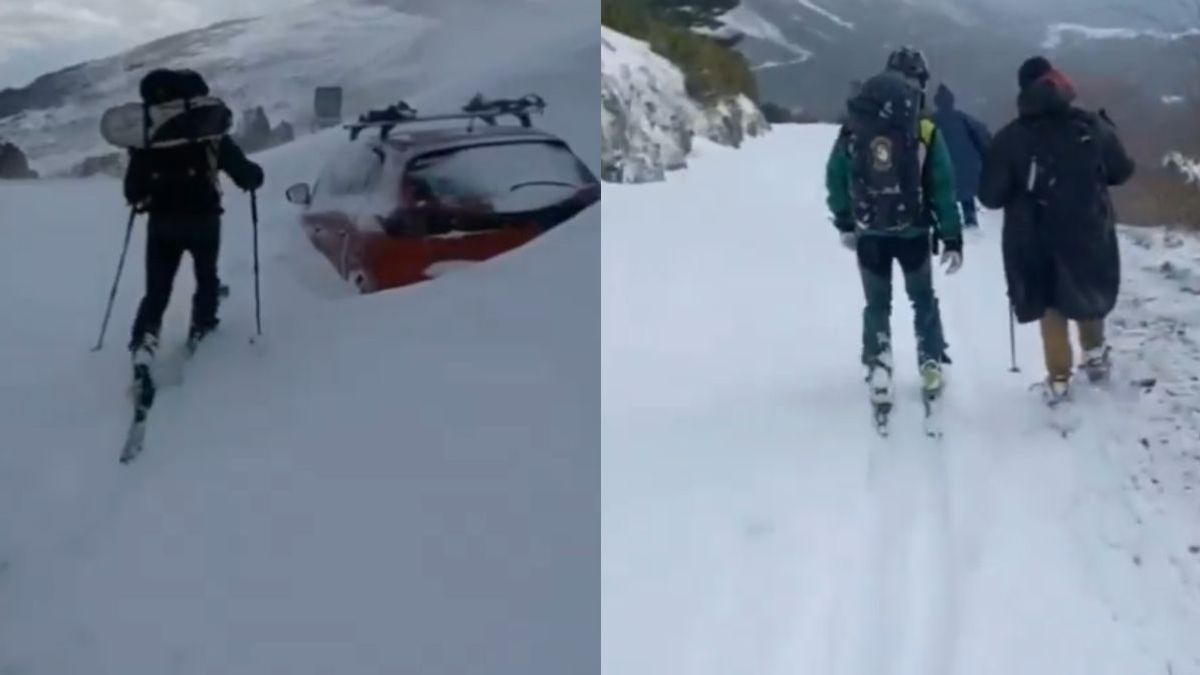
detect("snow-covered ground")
[603,125,1200,675]
[0,1,597,672]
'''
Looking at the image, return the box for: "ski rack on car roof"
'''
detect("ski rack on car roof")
[345,94,547,141]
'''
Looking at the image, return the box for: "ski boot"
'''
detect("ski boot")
[127,333,159,401]
[920,359,945,399]
[131,333,158,367]
[866,354,894,436]
[1081,345,1112,384]
[187,318,219,354]
[920,359,945,438]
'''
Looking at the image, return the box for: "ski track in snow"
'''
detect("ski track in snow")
[602,125,1200,675]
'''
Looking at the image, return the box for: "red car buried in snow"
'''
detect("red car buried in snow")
[284,95,599,293]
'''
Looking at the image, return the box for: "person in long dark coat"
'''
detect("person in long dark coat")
[931,83,991,228]
[978,56,1134,401]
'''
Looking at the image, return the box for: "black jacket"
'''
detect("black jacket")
[125,135,264,217]
[979,76,1135,323]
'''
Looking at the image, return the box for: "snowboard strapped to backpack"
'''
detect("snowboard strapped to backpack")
[100,69,233,150]
[102,69,231,211]
[844,71,926,233]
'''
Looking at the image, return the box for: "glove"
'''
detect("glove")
[832,211,855,230]
[832,212,856,250]
[940,237,963,275]
[839,231,857,251]
[243,164,266,192]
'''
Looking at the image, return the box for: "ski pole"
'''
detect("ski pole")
[1008,303,1020,373]
[92,208,138,352]
[251,190,262,338]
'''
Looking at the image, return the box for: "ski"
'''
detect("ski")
[922,390,943,439]
[120,364,156,464]
[118,285,225,464]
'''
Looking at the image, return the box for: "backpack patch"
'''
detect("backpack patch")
[845,72,925,233]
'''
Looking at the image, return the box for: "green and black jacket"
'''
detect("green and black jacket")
[825,118,963,244]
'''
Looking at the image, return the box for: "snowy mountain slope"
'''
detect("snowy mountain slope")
[0,0,585,175]
[720,4,814,59]
[602,126,1200,674]
[717,0,1199,124]
[0,2,598,672]
[601,27,768,183]
[1043,23,1200,49]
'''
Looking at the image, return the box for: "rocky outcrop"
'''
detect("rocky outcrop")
[235,106,298,154]
[0,142,38,179]
[65,152,126,179]
[600,27,768,184]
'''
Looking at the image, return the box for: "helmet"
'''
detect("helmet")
[885,46,930,88]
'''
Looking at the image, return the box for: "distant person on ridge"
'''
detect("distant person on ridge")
[125,69,265,370]
[931,83,991,229]
[825,45,964,434]
[978,56,1134,403]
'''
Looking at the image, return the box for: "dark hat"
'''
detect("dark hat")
[1018,56,1052,90]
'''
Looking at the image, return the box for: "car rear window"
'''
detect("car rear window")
[406,141,594,214]
[310,140,400,219]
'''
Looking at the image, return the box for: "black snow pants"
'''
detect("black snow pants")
[856,234,949,369]
[129,214,221,350]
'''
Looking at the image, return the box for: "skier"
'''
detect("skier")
[931,83,991,229]
[826,47,964,430]
[978,56,1134,402]
[124,68,265,370]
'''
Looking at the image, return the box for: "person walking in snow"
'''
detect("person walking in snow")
[826,46,964,422]
[978,56,1134,402]
[931,83,991,229]
[125,69,265,368]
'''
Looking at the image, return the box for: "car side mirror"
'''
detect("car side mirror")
[286,183,312,206]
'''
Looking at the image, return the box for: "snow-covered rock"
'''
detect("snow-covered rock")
[1164,152,1200,184]
[601,26,768,184]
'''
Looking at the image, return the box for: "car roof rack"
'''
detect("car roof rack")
[345,94,547,141]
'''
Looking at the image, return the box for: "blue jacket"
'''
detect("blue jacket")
[931,84,991,201]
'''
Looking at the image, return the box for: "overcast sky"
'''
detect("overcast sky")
[0,0,302,89]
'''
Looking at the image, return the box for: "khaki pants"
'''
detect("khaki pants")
[1039,309,1104,382]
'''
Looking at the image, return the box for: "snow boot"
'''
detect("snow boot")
[1041,376,1072,407]
[1081,345,1112,384]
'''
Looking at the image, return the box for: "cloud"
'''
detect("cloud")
[0,0,302,87]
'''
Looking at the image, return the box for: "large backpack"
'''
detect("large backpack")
[138,69,223,208]
[844,71,926,233]
[1024,111,1109,244]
